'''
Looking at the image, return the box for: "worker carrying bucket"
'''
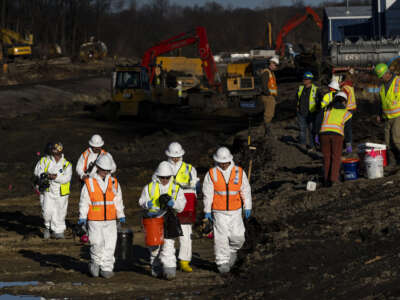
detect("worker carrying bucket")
[139,161,186,280]
[152,142,199,273]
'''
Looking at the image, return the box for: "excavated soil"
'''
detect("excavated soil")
[0,75,398,300]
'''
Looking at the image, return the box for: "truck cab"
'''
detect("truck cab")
[111,64,152,116]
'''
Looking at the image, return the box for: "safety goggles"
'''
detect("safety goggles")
[158,176,171,180]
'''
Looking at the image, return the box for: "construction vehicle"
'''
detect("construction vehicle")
[109,61,152,118]
[0,28,33,61]
[108,27,220,119]
[225,58,270,110]
[275,6,322,57]
[141,26,219,89]
[79,37,107,62]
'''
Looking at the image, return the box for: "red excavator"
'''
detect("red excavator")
[275,6,322,57]
[141,26,218,88]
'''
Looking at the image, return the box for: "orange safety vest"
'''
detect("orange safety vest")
[342,85,357,111]
[85,176,118,221]
[266,69,278,96]
[209,166,243,211]
[82,148,107,173]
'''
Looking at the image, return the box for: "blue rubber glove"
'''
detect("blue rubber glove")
[244,209,251,219]
[119,217,126,224]
[147,200,153,209]
[204,212,212,222]
[167,200,174,207]
[314,135,320,146]
[345,143,352,153]
[78,218,87,226]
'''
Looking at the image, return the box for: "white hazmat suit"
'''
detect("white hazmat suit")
[34,154,72,234]
[152,158,198,262]
[76,148,117,180]
[202,160,252,266]
[79,173,125,272]
[139,177,186,272]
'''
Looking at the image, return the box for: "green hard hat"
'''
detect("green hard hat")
[375,63,388,78]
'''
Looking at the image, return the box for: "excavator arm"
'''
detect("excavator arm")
[275,6,322,57]
[141,26,218,87]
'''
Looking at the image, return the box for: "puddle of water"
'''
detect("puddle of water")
[0,282,38,289]
[0,295,43,300]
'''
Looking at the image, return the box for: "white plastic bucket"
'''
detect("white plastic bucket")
[365,154,384,179]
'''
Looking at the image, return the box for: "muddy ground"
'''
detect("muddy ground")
[0,71,399,300]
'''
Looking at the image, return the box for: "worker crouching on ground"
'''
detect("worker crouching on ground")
[259,56,279,136]
[139,161,186,280]
[152,142,199,273]
[315,92,352,187]
[202,147,252,273]
[296,71,322,152]
[375,63,400,166]
[340,70,357,152]
[78,155,125,279]
[34,142,72,239]
[321,80,340,110]
[76,134,117,181]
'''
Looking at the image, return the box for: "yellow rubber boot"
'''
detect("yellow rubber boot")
[180,260,193,272]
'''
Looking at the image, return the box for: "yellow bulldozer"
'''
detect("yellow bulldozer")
[0,28,33,61]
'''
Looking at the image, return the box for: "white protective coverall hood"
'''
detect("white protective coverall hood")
[76,148,117,179]
[79,173,125,272]
[34,154,72,234]
[202,160,252,266]
[138,176,186,269]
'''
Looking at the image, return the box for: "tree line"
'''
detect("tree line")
[0,0,372,60]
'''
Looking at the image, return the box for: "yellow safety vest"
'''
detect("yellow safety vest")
[321,91,335,109]
[41,156,71,196]
[147,181,180,213]
[342,85,357,111]
[380,76,400,119]
[297,84,318,113]
[320,108,352,136]
[174,162,192,186]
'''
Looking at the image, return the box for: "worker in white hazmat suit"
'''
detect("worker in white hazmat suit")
[76,134,117,180]
[78,155,125,279]
[34,142,72,239]
[152,142,199,273]
[139,161,186,279]
[202,147,252,273]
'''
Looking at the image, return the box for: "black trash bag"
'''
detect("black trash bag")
[159,193,183,239]
[158,193,171,211]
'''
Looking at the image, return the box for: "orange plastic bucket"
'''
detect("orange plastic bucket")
[142,216,164,246]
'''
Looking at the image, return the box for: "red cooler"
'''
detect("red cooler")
[177,193,197,224]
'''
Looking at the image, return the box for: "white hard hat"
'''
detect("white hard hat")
[328,80,340,91]
[335,91,348,100]
[89,134,104,147]
[165,142,185,158]
[270,56,279,65]
[96,154,113,171]
[155,161,174,177]
[213,147,233,163]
